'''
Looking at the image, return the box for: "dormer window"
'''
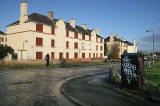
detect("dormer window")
[51,27,55,35]
[82,34,85,40]
[74,32,78,38]
[36,24,43,32]
[100,38,102,43]
[66,30,69,37]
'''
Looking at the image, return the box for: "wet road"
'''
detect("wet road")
[0,65,108,106]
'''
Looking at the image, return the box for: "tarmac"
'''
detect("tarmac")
[62,73,160,106]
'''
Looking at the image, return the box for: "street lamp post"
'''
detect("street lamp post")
[146,30,154,64]
[18,40,28,60]
[23,40,28,50]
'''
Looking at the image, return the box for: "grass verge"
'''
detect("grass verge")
[144,61,160,94]
[0,61,108,69]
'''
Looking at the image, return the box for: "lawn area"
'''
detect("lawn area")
[144,61,160,93]
[0,61,108,69]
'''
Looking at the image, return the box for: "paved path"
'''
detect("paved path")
[0,65,109,106]
[62,74,159,106]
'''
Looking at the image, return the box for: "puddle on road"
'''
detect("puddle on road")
[10,81,33,85]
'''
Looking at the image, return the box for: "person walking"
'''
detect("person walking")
[45,53,50,67]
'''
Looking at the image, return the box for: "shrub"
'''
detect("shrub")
[0,45,14,60]
[111,51,119,59]
[60,58,67,67]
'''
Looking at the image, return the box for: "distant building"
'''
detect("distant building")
[0,31,7,46]
[6,1,104,60]
[104,33,137,59]
[127,40,137,53]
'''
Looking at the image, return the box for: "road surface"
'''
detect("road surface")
[0,65,109,106]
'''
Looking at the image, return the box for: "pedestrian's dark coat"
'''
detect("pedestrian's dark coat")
[45,54,50,67]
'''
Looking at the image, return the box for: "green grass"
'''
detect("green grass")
[0,61,108,69]
[144,61,160,93]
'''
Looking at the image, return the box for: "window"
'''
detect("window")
[96,53,98,58]
[51,39,55,48]
[89,53,91,58]
[66,41,69,49]
[82,34,85,40]
[89,36,91,41]
[93,53,95,58]
[51,27,55,35]
[100,46,103,51]
[100,53,103,58]
[74,52,78,58]
[96,45,98,51]
[66,52,69,59]
[82,43,85,49]
[100,38,102,43]
[74,42,78,49]
[96,36,98,42]
[82,53,85,58]
[59,52,63,60]
[66,30,69,37]
[2,38,3,42]
[6,38,7,42]
[74,32,78,38]
[36,52,43,59]
[36,24,43,32]
[36,37,43,46]
[89,44,91,50]
[51,52,55,59]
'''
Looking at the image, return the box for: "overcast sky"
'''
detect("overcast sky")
[0,0,160,52]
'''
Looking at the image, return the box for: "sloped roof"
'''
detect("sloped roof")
[7,13,104,38]
[27,13,57,26]
[124,41,133,45]
[0,31,5,35]
[7,13,57,27]
[65,22,91,35]
[105,36,122,42]
[7,21,19,26]
[105,36,133,46]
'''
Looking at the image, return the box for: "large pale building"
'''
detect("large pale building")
[6,1,104,61]
[0,31,7,46]
[104,33,137,59]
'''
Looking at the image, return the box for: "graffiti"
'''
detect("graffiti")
[138,58,143,72]
[138,58,144,84]
[122,56,137,84]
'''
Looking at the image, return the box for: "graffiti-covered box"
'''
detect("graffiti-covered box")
[121,53,144,89]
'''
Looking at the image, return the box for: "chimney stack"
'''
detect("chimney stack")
[109,33,114,41]
[95,29,100,35]
[19,1,28,24]
[115,34,118,38]
[70,18,75,28]
[48,11,54,21]
[82,24,87,30]
[133,40,136,46]
[121,37,124,41]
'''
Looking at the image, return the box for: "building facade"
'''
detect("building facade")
[0,31,7,46]
[104,33,137,59]
[127,40,137,53]
[6,1,104,60]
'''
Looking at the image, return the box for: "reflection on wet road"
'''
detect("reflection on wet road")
[0,65,108,106]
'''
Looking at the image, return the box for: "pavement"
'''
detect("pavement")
[0,65,109,106]
[62,74,160,106]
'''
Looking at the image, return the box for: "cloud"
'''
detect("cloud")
[138,33,160,52]
[140,33,160,44]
